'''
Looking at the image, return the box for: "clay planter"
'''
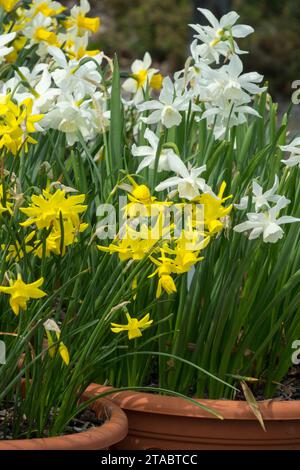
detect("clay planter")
[0,396,128,450]
[86,385,300,450]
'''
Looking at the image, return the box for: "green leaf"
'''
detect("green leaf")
[109,55,123,171]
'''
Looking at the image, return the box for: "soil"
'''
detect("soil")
[147,359,300,401]
[231,367,300,402]
[0,406,105,440]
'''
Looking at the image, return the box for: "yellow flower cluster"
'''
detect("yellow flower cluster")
[0,95,43,156]
[99,179,233,303]
[2,0,101,63]
[2,187,88,261]
[17,187,88,258]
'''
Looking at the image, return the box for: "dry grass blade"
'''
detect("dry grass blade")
[241,381,266,432]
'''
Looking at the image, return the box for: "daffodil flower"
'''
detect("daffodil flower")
[149,251,177,298]
[97,215,166,262]
[0,275,47,316]
[189,8,253,64]
[0,94,43,156]
[155,162,212,201]
[235,176,289,211]
[25,0,66,18]
[0,32,16,63]
[137,77,198,129]
[234,197,300,243]
[163,231,210,274]
[132,128,184,174]
[280,138,300,169]
[63,0,100,37]
[111,312,153,340]
[124,178,170,218]
[20,188,87,230]
[32,219,88,258]
[48,46,102,97]
[197,181,233,235]
[43,319,70,366]
[123,52,160,104]
[3,65,60,114]
[23,13,60,50]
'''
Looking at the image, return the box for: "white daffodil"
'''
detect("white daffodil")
[155,162,211,200]
[202,55,265,103]
[58,31,102,61]
[48,46,102,98]
[195,55,265,139]
[137,77,196,129]
[92,91,110,133]
[64,0,100,37]
[280,137,300,168]
[189,9,253,64]
[23,13,59,46]
[123,52,158,104]
[3,64,60,113]
[23,0,66,18]
[132,128,183,173]
[234,197,300,243]
[202,97,260,140]
[235,176,289,211]
[0,32,16,63]
[41,93,97,145]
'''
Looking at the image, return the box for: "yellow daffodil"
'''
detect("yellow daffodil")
[197,182,233,235]
[2,232,35,262]
[164,230,210,273]
[149,251,177,298]
[98,232,157,261]
[32,220,88,258]
[111,312,153,340]
[97,215,166,261]
[44,319,70,366]
[20,188,87,230]
[0,274,46,316]
[0,95,43,156]
[125,177,170,218]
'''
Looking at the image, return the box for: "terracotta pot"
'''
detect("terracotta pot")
[86,385,300,450]
[0,396,128,450]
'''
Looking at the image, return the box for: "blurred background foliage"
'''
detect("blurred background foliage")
[71,0,300,98]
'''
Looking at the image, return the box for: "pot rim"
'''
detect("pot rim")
[86,384,300,421]
[0,396,128,450]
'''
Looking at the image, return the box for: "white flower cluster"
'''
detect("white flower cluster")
[124,8,265,139]
[123,9,300,242]
[234,178,300,243]
[0,0,109,145]
[124,9,266,201]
